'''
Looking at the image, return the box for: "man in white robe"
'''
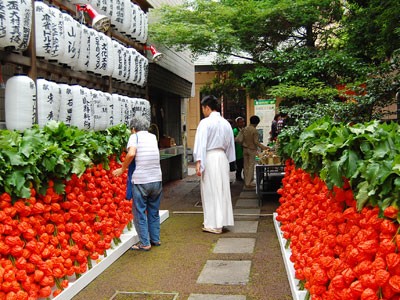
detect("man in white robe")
[193,95,235,234]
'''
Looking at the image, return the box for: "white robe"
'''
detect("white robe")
[193,111,235,172]
[193,111,235,229]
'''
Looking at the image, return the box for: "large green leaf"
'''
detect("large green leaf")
[72,153,92,176]
[2,150,29,166]
[356,181,370,211]
[343,149,359,179]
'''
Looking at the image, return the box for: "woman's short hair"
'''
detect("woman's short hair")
[200,95,219,111]
[250,115,261,125]
[129,115,150,131]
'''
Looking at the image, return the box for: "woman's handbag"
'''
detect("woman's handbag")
[125,134,138,200]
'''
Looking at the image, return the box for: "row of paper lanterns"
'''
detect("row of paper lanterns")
[5,75,151,131]
[34,1,149,85]
[0,0,149,86]
[87,0,148,43]
[0,0,148,52]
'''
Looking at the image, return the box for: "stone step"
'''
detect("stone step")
[213,238,256,254]
[233,208,261,220]
[196,260,251,285]
[188,294,246,300]
[225,221,258,233]
[235,198,259,208]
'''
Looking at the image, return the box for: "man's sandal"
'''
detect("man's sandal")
[202,227,222,234]
[150,241,161,246]
[130,242,151,251]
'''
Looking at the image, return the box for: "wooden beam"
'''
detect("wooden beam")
[0,51,31,67]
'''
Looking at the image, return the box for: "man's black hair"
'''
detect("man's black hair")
[201,95,219,111]
[250,115,260,125]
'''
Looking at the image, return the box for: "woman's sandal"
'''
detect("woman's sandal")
[130,242,151,251]
[151,241,161,246]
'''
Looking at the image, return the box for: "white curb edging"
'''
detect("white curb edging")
[52,210,169,300]
[273,212,308,300]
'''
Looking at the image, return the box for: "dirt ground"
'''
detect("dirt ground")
[72,173,292,300]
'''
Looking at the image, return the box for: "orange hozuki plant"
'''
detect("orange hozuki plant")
[0,155,132,299]
[276,160,400,300]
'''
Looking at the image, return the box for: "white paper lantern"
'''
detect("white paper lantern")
[5,75,36,130]
[137,55,149,87]
[142,12,148,43]
[111,0,124,32]
[74,25,91,72]
[103,92,113,127]
[87,28,100,74]
[92,90,108,131]
[58,84,73,126]
[111,40,124,81]
[50,81,61,121]
[129,3,139,41]
[121,96,130,126]
[120,0,132,35]
[135,98,151,122]
[105,35,114,76]
[37,79,59,127]
[0,0,33,51]
[70,86,93,130]
[97,33,114,76]
[59,13,81,68]
[126,48,139,84]
[90,0,113,21]
[35,1,52,59]
[133,49,141,85]
[111,94,122,125]
[124,97,134,124]
[121,47,130,82]
[48,6,65,63]
[136,9,143,43]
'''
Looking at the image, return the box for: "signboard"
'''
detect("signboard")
[254,99,276,144]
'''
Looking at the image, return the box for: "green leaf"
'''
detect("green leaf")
[343,149,359,179]
[327,160,342,189]
[2,150,29,166]
[373,140,391,159]
[356,181,370,211]
[72,153,92,176]
[5,170,31,198]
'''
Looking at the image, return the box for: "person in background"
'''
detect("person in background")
[276,113,288,136]
[233,116,245,181]
[270,114,280,142]
[113,115,163,251]
[193,95,235,234]
[242,115,269,188]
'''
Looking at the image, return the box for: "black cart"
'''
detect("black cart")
[255,164,285,206]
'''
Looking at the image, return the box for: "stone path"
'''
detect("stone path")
[188,188,260,300]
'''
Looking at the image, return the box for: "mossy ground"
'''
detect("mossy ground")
[72,175,292,300]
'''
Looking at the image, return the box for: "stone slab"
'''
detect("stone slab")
[235,198,259,208]
[188,294,246,300]
[213,238,256,254]
[197,260,251,285]
[239,191,258,199]
[225,221,258,233]
[233,208,261,220]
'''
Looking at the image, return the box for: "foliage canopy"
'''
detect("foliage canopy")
[150,0,400,125]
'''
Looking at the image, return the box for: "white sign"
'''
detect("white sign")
[254,99,276,144]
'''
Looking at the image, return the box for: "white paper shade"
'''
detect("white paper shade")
[58,84,73,126]
[5,75,37,130]
[0,0,33,51]
[36,78,61,127]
